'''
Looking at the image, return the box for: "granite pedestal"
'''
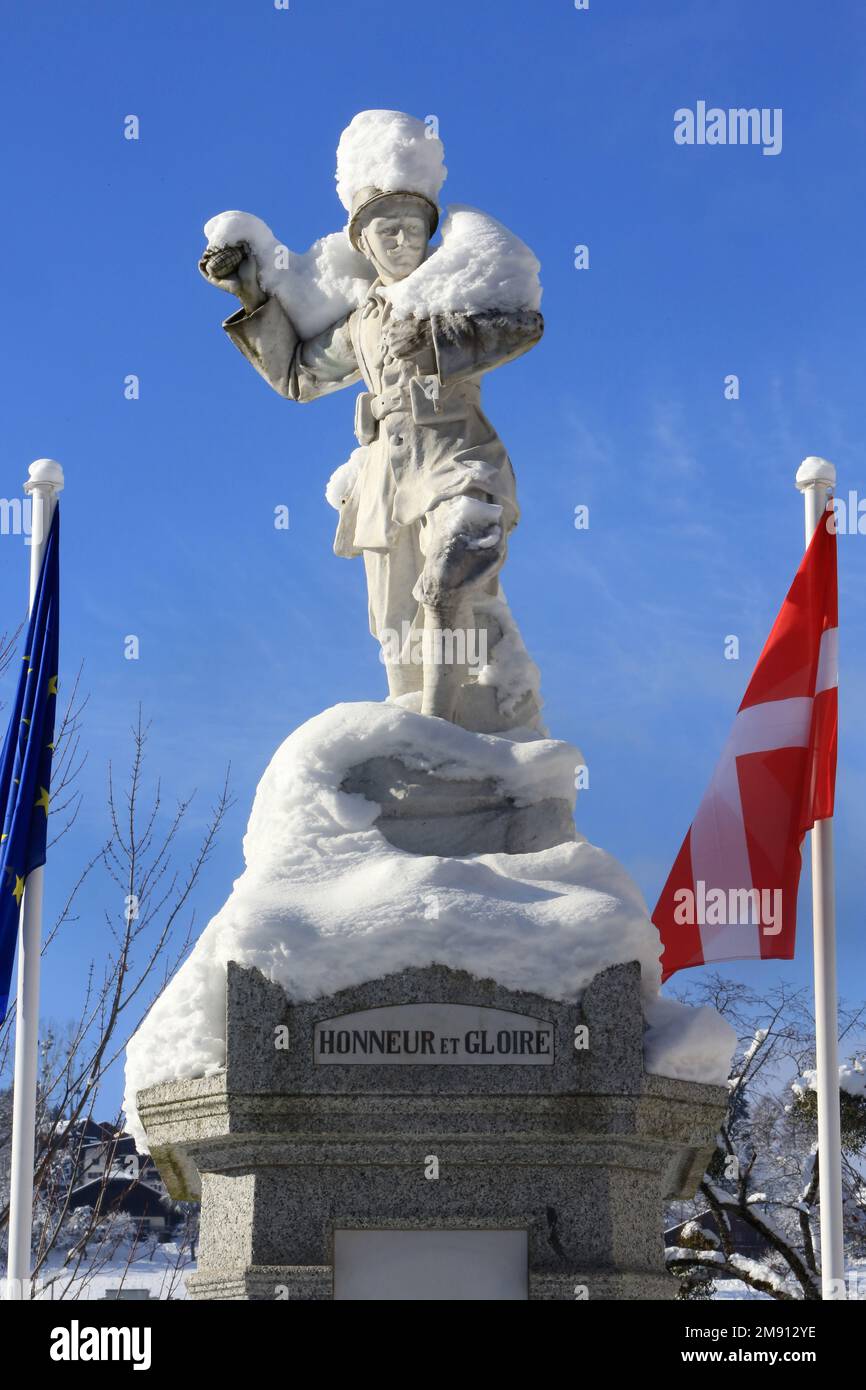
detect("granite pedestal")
[138,959,726,1300]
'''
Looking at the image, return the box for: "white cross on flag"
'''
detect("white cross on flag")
[653,505,838,980]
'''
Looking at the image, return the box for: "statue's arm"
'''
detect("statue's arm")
[222,298,361,402]
[430,309,544,387]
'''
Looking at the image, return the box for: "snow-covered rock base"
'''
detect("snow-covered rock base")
[124,703,735,1148]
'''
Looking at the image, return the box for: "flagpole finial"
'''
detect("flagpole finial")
[796,456,836,492]
[24,459,64,495]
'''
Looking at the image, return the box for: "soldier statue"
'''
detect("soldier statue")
[200,111,543,729]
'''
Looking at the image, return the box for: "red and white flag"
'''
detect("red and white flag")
[654,505,838,981]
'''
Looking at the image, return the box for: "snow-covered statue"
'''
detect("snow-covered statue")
[125,111,737,1159]
[199,110,544,731]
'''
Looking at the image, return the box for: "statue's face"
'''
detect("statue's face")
[358,195,431,282]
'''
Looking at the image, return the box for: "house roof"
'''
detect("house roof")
[68,1176,175,1221]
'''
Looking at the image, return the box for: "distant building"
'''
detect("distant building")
[63,1124,179,1237]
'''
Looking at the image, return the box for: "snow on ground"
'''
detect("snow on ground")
[714,1261,866,1300]
[713,1279,773,1301]
[124,703,736,1150]
[33,1242,192,1302]
[672,1251,866,1301]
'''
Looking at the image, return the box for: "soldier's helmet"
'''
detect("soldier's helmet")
[347,186,439,251]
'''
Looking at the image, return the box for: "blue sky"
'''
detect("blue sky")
[1,0,865,1114]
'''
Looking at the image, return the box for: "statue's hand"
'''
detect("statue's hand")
[202,244,245,283]
[199,242,267,314]
[383,316,432,360]
[200,242,245,292]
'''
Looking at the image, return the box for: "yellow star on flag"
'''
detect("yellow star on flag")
[12,875,24,907]
[47,675,58,696]
[35,787,50,816]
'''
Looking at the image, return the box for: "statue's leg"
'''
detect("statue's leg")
[419,597,470,721]
[415,494,507,722]
[362,527,424,699]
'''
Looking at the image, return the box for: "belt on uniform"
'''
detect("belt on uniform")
[371,374,442,419]
[370,388,410,420]
[354,376,457,447]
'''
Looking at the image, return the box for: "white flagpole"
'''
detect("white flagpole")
[6,459,64,1301]
[795,455,845,1300]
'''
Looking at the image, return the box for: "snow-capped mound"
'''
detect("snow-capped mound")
[123,703,736,1149]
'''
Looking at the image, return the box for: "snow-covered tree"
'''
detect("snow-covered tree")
[666,975,866,1300]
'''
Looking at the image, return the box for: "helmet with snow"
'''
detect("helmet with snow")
[336,110,447,252]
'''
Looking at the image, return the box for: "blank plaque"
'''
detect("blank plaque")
[333,1229,529,1301]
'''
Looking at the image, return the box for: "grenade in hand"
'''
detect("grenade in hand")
[206,244,245,279]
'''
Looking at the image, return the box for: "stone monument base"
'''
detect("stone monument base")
[138,960,727,1301]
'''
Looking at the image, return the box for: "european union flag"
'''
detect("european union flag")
[0,508,59,1018]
